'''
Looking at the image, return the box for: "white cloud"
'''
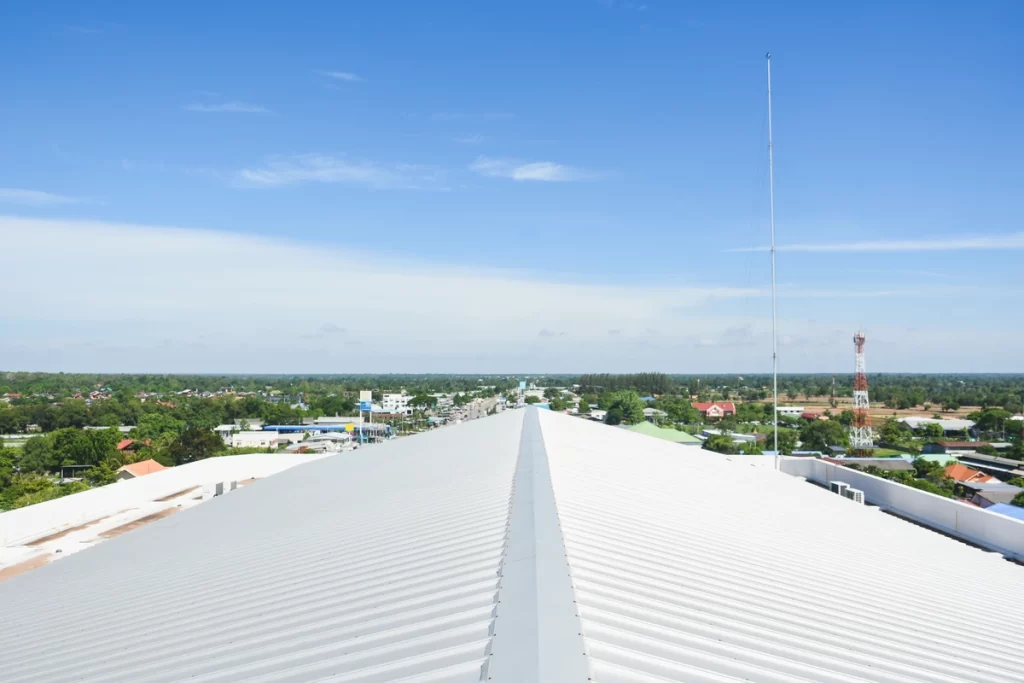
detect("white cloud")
[184,101,269,113]
[0,216,783,372]
[317,71,363,82]
[469,156,602,182]
[4,216,1020,372]
[233,154,441,189]
[454,134,488,144]
[0,188,82,205]
[729,234,1024,253]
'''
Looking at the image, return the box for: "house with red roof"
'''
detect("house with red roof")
[116,459,167,480]
[692,402,736,419]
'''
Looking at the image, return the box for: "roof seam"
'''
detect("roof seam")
[483,408,591,682]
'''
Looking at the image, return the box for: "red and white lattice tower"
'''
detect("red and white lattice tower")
[851,331,873,452]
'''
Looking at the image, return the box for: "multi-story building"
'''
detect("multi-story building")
[382,393,413,415]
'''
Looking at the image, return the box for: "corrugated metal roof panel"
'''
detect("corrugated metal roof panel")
[3,408,1023,683]
[538,411,1024,683]
[0,411,526,683]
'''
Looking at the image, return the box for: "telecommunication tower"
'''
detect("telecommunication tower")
[850,331,873,453]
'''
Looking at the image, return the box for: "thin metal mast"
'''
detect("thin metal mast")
[767,52,779,460]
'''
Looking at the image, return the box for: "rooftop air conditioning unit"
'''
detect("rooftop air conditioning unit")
[830,481,849,496]
[844,488,865,504]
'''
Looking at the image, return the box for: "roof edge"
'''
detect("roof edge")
[484,408,590,682]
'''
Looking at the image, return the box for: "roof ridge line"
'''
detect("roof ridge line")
[482,408,591,682]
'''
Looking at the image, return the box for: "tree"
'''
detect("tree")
[134,412,186,441]
[168,427,226,466]
[409,394,436,409]
[911,457,943,479]
[84,460,119,486]
[1012,492,1024,508]
[605,392,645,425]
[836,410,855,427]
[704,434,738,454]
[799,420,850,452]
[968,408,1012,433]
[740,440,764,455]
[878,418,910,444]
[549,397,569,412]
[776,429,797,455]
[576,401,590,414]
[524,396,540,405]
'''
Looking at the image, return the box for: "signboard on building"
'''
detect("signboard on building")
[359,390,372,402]
[519,381,527,390]
[359,400,372,412]
[344,423,354,432]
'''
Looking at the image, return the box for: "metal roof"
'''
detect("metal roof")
[899,416,976,430]
[1,408,1022,683]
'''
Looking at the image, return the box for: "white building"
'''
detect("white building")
[213,424,239,444]
[382,393,413,415]
[231,431,283,449]
[311,415,362,426]
[775,406,805,418]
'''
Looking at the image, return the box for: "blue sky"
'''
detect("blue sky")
[2,1,1023,373]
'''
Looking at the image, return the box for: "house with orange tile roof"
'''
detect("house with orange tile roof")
[944,463,999,485]
[116,459,168,480]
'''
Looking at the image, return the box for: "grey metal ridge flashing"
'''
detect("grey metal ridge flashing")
[483,408,591,682]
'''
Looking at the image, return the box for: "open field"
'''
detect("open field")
[761,396,981,421]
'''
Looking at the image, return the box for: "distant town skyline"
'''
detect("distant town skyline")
[2,2,1022,372]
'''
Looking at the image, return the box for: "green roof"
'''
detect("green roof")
[917,452,958,465]
[626,421,702,444]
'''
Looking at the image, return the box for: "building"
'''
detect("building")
[1,409,1022,682]
[307,415,362,426]
[775,406,805,418]
[691,401,736,418]
[641,407,667,422]
[922,441,988,456]
[701,428,763,444]
[957,481,1024,508]
[115,439,146,454]
[230,431,283,449]
[213,424,239,444]
[955,452,1024,481]
[115,459,167,480]
[232,418,264,430]
[944,463,1000,485]
[984,503,1024,522]
[381,393,413,415]
[625,421,702,445]
[899,417,977,437]
[823,457,916,472]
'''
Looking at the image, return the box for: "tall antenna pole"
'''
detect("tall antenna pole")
[766,52,779,461]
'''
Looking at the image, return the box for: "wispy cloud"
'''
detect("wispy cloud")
[317,70,363,82]
[3,215,1021,372]
[432,112,514,122]
[0,188,83,206]
[233,154,444,190]
[470,156,603,182]
[184,101,269,113]
[454,134,489,144]
[728,234,1024,253]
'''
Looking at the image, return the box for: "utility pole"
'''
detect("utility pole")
[766,52,780,462]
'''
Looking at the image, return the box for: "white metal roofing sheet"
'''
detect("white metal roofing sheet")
[538,410,1024,683]
[0,412,525,683]
[2,408,1023,683]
